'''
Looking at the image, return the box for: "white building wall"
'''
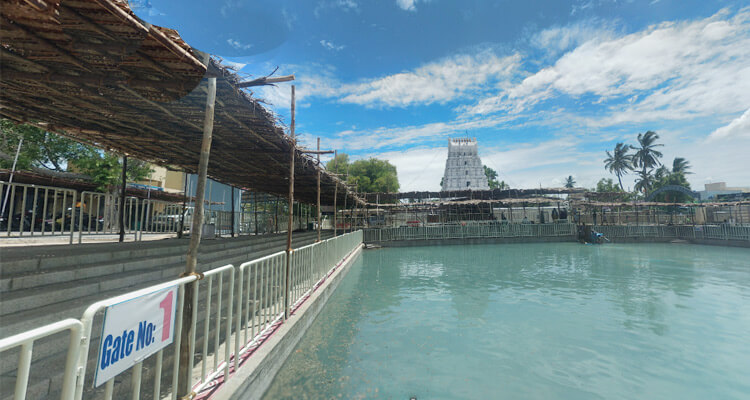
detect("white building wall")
[441,138,490,191]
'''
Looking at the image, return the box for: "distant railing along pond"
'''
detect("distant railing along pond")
[364,223,750,243]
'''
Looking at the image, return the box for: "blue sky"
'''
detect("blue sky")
[133,0,750,191]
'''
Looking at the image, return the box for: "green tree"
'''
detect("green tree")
[604,142,633,191]
[631,131,663,194]
[325,153,399,193]
[564,175,576,188]
[672,157,691,175]
[483,165,500,189]
[595,178,623,193]
[497,180,509,190]
[72,153,153,191]
[1,119,91,171]
[634,169,655,194]
[650,157,693,202]
[1,119,152,191]
[326,153,349,175]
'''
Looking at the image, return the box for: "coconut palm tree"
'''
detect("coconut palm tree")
[604,142,633,191]
[634,169,655,194]
[654,165,671,181]
[631,131,663,174]
[564,176,576,188]
[672,157,692,175]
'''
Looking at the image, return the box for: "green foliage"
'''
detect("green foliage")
[72,153,152,191]
[325,153,399,193]
[564,175,576,188]
[603,142,633,190]
[672,157,691,175]
[0,119,91,171]
[595,178,623,193]
[483,165,500,189]
[326,153,349,175]
[650,157,693,202]
[1,119,152,192]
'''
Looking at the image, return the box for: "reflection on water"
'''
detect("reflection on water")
[264,243,750,400]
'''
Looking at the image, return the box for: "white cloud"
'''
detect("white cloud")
[221,60,247,71]
[226,38,253,50]
[530,19,616,56]
[709,108,750,140]
[339,51,521,107]
[319,39,345,51]
[253,51,520,109]
[314,0,359,18]
[396,0,417,12]
[464,8,750,125]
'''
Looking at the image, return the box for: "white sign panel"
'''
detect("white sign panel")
[94,286,178,387]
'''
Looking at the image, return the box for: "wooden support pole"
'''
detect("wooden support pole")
[253,192,259,235]
[343,187,347,233]
[275,197,279,233]
[231,186,236,237]
[285,85,295,319]
[178,76,216,398]
[317,137,322,242]
[118,155,127,243]
[333,150,338,237]
[178,173,188,238]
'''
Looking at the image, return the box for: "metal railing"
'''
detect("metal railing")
[593,224,750,241]
[1,230,363,400]
[364,222,576,242]
[1,181,78,243]
[0,319,83,400]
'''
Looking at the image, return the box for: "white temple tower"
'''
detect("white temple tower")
[441,137,490,191]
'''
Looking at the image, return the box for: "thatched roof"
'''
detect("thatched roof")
[0,0,360,206]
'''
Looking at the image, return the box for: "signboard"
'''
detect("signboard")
[94,286,178,387]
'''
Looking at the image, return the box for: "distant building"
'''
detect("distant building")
[441,138,490,191]
[697,182,750,201]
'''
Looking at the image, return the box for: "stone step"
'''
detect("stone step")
[0,231,317,277]
[0,233,303,292]
[0,232,327,336]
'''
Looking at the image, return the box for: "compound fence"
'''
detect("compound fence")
[0,230,363,400]
[364,222,577,242]
[593,224,750,241]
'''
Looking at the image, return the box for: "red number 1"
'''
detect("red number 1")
[159,291,174,341]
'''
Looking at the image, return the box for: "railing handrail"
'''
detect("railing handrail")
[3,231,364,400]
[0,318,83,400]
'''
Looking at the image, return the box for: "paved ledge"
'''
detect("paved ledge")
[211,244,364,400]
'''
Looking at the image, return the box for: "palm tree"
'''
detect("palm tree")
[654,165,670,181]
[564,176,576,188]
[631,131,663,174]
[604,142,633,191]
[634,169,654,194]
[672,157,692,175]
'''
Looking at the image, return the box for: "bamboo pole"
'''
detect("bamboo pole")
[317,137,322,242]
[285,85,295,319]
[118,155,127,242]
[178,76,216,397]
[231,186,236,237]
[333,150,338,236]
[178,173,188,238]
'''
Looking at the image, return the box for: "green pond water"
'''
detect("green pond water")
[263,243,750,399]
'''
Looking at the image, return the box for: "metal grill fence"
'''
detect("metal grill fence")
[364,223,750,243]
[1,181,312,243]
[592,224,750,241]
[364,222,577,242]
[0,230,363,400]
